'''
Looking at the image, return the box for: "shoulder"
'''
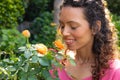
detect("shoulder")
[113,68,120,76]
[111,59,120,79]
[103,59,120,80]
[109,68,120,80]
[109,59,120,69]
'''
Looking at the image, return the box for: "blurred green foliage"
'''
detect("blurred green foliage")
[106,0,120,15]
[22,0,56,48]
[0,0,25,28]
[106,0,120,46]
[0,29,26,54]
[30,12,57,48]
[111,14,120,46]
[0,0,55,55]
[24,0,53,21]
[112,15,120,31]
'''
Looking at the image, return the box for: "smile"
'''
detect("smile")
[65,39,74,45]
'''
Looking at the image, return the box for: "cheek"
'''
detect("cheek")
[73,29,93,42]
[72,30,85,38]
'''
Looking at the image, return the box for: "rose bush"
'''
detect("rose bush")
[0,30,75,80]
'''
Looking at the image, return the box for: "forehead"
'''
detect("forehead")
[59,6,86,23]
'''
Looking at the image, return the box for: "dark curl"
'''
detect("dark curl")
[61,0,118,80]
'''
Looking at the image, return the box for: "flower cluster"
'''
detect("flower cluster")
[21,29,65,57]
[20,30,66,79]
[0,29,75,80]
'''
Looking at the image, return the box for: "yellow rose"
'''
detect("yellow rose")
[35,44,48,55]
[22,30,30,38]
[50,22,57,26]
[54,39,64,50]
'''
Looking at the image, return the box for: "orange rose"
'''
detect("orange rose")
[35,44,48,55]
[22,30,30,38]
[54,39,64,50]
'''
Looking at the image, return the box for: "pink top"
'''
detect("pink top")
[50,59,120,80]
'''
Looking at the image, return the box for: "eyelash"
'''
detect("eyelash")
[60,25,77,30]
[71,27,77,30]
[59,23,78,30]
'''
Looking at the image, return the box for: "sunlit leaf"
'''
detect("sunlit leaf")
[7,66,16,72]
[18,47,26,51]
[0,67,9,75]
[24,50,31,59]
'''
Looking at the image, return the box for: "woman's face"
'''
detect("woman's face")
[59,7,94,50]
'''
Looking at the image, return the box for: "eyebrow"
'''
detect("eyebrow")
[59,20,77,23]
[67,21,78,24]
[59,20,80,25]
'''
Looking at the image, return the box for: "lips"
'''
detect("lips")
[64,39,74,45]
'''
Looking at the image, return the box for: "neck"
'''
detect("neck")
[75,49,95,64]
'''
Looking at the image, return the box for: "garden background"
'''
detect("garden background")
[0,0,120,80]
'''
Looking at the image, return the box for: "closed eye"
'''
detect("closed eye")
[71,26,77,30]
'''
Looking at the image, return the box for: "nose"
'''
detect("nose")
[62,26,70,36]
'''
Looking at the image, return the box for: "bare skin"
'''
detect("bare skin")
[64,58,93,80]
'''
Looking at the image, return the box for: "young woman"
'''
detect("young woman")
[50,0,120,80]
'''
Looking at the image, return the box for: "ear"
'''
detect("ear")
[96,20,101,31]
[92,20,101,35]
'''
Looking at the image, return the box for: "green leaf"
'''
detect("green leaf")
[0,67,9,75]
[46,77,53,80]
[18,47,26,51]
[39,58,49,66]
[55,54,63,60]
[51,60,61,67]
[24,63,29,72]
[31,55,39,63]
[28,75,37,80]
[24,50,31,59]
[3,59,10,63]
[42,69,49,76]
[17,56,25,66]
[69,58,76,66]
[7,66,16,72]
[3,59,14,64]
[20,72,27,80]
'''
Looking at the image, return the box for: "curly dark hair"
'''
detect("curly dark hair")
[61,0,118,80]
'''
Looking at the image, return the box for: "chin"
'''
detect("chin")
[67,47,76,50]
[66,44,77,50]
